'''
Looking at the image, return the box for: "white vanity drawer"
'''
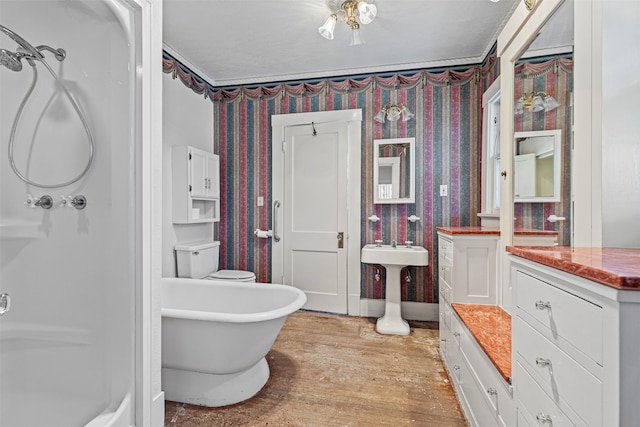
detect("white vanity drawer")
[445,332,461,379]
[517,408,534,427]
[440,301,452,333]
[515,362,579,427]
[515,317,602,424]
[515,270,603,364]
[459,325,515,427]
[458,352,501,427]
[439,268,453,303]
[438,236,453,264]
[461,348,514,427]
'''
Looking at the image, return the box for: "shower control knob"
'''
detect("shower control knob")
[34,195,53,209]
[70,195,87,210]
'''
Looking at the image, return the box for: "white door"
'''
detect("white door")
[189,147,208,198]
[514,153,536,198]
[281,121,348,313]
[272,110,362,315]
[206,153,220,198]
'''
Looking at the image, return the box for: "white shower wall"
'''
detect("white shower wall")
[0,1,136,425]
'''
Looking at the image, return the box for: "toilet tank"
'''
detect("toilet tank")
[174,241,220,278]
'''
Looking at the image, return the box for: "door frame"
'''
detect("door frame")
[271,109,362,316]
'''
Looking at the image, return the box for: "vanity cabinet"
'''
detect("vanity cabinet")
[172,145,220,223]
[438,229,514,427]
[437,231,499,305]
[511,255,640,426]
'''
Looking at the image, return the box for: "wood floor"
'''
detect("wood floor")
[164,311,468,427]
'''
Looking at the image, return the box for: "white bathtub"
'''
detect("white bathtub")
[161,278,306,407]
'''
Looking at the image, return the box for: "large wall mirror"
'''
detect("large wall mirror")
[514,129,562,202]
[497,0,569,308]
[373,137,415,204]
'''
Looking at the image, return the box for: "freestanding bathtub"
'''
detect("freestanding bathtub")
[161,278,306,407]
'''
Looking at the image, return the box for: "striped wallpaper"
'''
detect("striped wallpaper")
[213,68,489,304]
[163,50,572,304]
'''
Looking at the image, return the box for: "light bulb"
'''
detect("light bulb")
[358,2,377,25]
[515,98,524,115]
[530,95,545,112]
[374,109,386,123]
[386,105,401,121]
[350,28,364,46]
[401,106,415,122]
[318,15,337,40]
[543,95,560,111]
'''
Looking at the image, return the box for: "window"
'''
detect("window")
[481,79,501,216]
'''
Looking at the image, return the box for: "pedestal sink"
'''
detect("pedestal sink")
[361,244,429,335]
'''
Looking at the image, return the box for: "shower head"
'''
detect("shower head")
[0,24,43,60]
[0,48,22,71]
[0,25,66,72]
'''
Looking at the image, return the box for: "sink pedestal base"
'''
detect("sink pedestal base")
[376,265,410,335]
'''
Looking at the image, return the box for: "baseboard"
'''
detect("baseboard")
[348,294,361,316]
[359,299,439,322]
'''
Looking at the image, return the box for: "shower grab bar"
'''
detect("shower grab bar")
[272,200,281,242]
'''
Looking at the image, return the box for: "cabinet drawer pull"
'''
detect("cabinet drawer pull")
[535,357,552,368]
[535,300,552,310]
[536,413,552,424]
[486,387,498,396]
[453,332,460,338]
[452,365,460,371]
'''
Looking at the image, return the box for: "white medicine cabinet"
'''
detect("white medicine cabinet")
[172,145,220,223]
[373,137,415,204]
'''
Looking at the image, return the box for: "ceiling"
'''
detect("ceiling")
[163,0,573,88]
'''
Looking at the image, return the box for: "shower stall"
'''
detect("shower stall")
[0,1,161,426]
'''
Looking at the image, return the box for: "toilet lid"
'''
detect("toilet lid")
[210,269,255,280]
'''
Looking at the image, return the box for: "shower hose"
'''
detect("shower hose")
[7,57,95,188]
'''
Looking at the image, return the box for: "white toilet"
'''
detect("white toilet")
[175,240,256,282]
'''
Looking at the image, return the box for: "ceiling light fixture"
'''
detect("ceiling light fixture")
[374,104,415,123]
[318,0,377,46]
[515,92,560,114]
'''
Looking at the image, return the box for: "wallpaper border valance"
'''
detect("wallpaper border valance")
[162,49,572,104]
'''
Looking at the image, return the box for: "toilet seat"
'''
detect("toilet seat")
[208,269,256,282]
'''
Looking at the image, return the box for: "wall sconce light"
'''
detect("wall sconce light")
[374,104,415,123]
[318,0,377,46]
[515,92,560,114]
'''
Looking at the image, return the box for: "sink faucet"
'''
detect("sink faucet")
[391,239,397,248]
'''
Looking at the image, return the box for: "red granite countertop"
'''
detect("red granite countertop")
[451,303,512,383]
[436,226,557,236]
[507,246,640,290]
[436,226,499,235]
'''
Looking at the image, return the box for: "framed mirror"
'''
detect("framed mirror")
[514,129,562,203]
[373,137,415,204]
